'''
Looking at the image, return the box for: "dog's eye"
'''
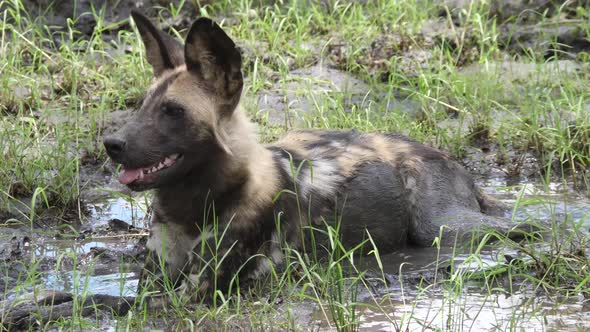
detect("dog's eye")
[161,104,184,116]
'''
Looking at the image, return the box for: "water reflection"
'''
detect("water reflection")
[44,271,138,297]
[26,196,150,298]
[86,196,149,229]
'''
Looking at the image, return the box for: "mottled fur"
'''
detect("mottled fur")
[104,12,525,302]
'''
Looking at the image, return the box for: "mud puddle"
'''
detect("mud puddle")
[43,270,139,298]
[309,178,590,331]
[312,288,590,331]
[47,197,148,294]
[1,196,148,303]
[85,196,149,229]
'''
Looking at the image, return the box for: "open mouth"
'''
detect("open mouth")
[118,153,181,185]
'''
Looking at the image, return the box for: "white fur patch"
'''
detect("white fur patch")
[187,226,214,265]
[279,157,294,176]
[249,259,272,280]
[146,222,197,271]
[278,156,343,200]
[299,159,342,199]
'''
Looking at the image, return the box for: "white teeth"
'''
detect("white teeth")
[140,154,179,178]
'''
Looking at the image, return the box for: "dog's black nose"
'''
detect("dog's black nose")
[104,137,126,158]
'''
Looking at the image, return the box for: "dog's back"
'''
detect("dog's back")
[268,129,510,249]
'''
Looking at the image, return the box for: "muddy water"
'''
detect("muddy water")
[2,197,148,302]
[2,179,589,330]
[314,290,590,331]
[37,237,141,297]
[312,253,590,331]
[42,197,148,297]
[85,196,149,229]
[310,179,590,331]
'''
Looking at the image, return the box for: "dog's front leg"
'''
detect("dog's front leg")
[137,216,199,302]
[179,229,260,304]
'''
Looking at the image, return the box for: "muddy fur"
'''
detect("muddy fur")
[103,12,527,301]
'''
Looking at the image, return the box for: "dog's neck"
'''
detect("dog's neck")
[151,106,275,231]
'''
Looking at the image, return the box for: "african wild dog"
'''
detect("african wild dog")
[103,12,523,301]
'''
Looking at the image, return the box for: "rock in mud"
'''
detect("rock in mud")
[0,290,135,330]
[500,21,590,58]
[462,145,541,180]
[102,109,134,136]
[0,232,29,261]
[107,218,134,233]
[84,244,145,265]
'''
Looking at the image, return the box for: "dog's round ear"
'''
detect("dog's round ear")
[131,10,184,77]
[184,18,243,107]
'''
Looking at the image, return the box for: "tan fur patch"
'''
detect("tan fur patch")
[371,134,396,161]
[227,146,280,229]
[144,65,187,102]
[164,73,217,126]
[272,135,310,160]
[219,107,281,229]
[337,144,376,177]
[282,130,322,144]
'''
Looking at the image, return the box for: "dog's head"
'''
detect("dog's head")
[103,12,243,191]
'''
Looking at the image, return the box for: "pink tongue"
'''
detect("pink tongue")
[118,168,142,184]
